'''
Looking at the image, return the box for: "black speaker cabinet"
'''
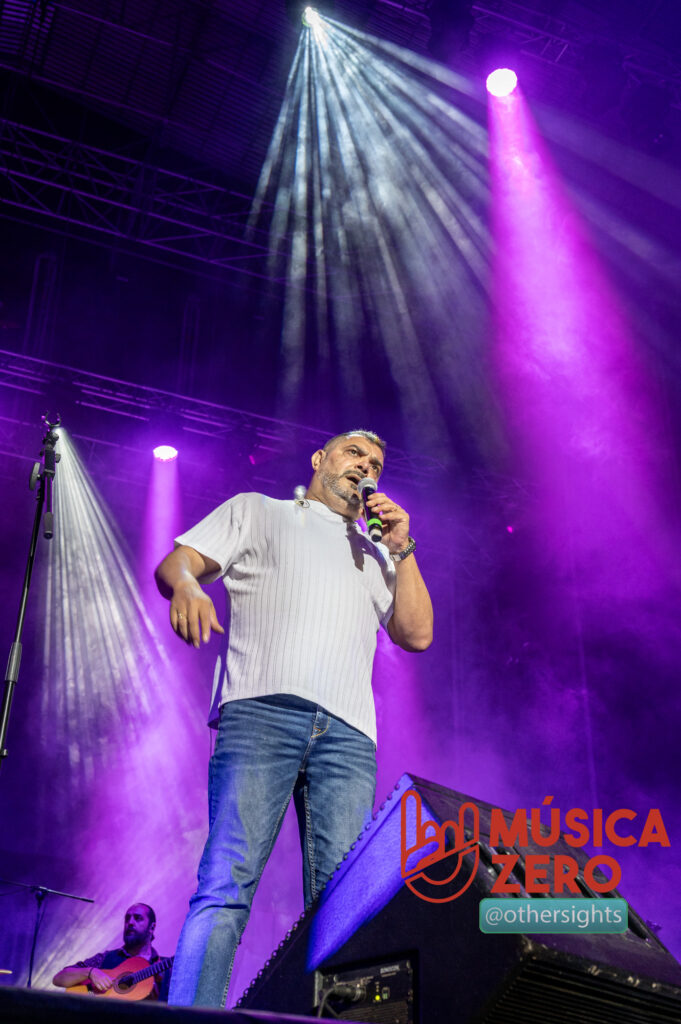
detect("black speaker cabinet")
[237,773,681,1023]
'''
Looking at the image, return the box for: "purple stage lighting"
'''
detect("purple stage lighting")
[486,68,518,97]
[153,444,178,462]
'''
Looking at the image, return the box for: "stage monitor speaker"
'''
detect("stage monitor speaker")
[237,773,681,1023]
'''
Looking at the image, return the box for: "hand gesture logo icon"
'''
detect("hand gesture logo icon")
[400,790,480,904]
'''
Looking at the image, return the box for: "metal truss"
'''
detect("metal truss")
[377,0,681,108]
[0,347,538,590]
[0,348,445,495]
[0,348,524,586]
[473,0,681,107]
[0,119,274,280]
[473,0,580,67]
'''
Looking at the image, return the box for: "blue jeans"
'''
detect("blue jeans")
[168,695,377,1008]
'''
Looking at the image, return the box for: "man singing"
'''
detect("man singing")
[155,430,433,1007]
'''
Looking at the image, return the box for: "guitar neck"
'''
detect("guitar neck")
[129,956,174,984]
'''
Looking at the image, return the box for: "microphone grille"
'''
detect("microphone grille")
[357,476,376,498]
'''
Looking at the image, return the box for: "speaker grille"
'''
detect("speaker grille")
[479,959,681,1024]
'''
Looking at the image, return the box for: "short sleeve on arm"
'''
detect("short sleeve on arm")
[174,493,253,583]
[73,951,105,970]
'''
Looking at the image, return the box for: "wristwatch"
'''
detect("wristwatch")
[390,536,416,562]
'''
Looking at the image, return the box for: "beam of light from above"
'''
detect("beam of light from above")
[34,429,206,988]
[488,84,681,807]
[524,106,681,323]
[488,87,674,576]
[153,444,178,461]
[486,68,518,98]
[249,14,503,461]
[144,447,182,587]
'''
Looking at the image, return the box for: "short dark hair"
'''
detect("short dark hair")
[322,430,386,456]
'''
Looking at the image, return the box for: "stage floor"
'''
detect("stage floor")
[0,986,359,1024]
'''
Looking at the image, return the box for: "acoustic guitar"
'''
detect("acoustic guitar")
[67,954,174,1001]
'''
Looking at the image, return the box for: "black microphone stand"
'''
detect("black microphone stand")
[0,415,61,770]
[0,878,94,987]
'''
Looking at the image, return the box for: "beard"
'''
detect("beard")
[320,469,361,508]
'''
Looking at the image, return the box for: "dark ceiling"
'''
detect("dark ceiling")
[1,0,680,461]
[1,0,680,195]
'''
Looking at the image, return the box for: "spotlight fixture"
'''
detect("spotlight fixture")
[285,0,333,28]
[153,445,178,462]
[302,6,321,28]
[486,68,518,98]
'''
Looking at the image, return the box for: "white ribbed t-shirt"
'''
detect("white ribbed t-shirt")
[175,493,396,744]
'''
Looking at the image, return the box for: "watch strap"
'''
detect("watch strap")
[390,536,416,562]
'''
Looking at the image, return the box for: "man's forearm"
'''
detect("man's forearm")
[52,966,90,988]
[389,556,433,651]
[155,545,225,647]
[154,546,206,599]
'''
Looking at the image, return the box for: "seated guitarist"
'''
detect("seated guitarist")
[52,903,171,1002]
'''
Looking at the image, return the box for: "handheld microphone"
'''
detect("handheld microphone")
[357,477,383,543]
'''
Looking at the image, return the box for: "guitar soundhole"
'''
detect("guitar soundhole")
[116,973,134,992]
